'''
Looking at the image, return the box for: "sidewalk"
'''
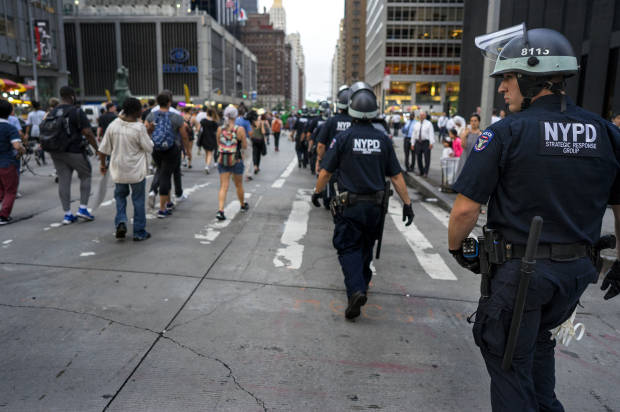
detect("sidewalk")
[394,135,617,267]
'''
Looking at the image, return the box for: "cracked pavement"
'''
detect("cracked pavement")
[1,140,619,411]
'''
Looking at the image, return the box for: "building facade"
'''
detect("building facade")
[63,7,257,105]
[268,0,286,32]
[287,32,305,108]
[459,0,620,119]
[241,13,291,110]
[365,0,463,113]
[344,0,366,84]
[238,0,258,14]
[1,0,68,104]
[331,18,346,103]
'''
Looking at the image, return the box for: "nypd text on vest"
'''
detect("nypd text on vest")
[539,121,600,157]
[353,138,381,155]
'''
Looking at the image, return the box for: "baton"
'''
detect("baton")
[502,216,543,371]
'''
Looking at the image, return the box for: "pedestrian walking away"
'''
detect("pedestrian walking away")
[145,93,190,219]
[271,113,283,151]
[198,108,220,174]
[251,114,267,174]
[448,25,620,412]
[216,105,249,221]
[98,97,153,241]
[41,86,99,224]
[312,82,414,320]
[235,107,254,181]
[0,100,26,224]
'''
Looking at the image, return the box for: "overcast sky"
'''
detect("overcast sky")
[257,0,345,101]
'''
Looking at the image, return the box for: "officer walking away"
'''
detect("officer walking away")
[312,82,415,320]
[306,100,330,176]
[447,26,620,411]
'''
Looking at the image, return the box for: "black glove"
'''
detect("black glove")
[449,248,481,274]
[402,203,414,226]
[601,260,620,300]
[311,192,322,207]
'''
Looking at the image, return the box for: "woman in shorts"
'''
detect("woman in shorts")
[216,105,249,221]
[199,108,220,174]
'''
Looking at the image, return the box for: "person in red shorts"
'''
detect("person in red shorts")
[0,99,25,224]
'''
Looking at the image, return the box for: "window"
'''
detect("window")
[0,17,16,39]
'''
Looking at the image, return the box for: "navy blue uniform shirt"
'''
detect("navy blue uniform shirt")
[322,122,402,194]
[307,116,327,140]
[293,116,309,142]
[453,94,620,245]
[317,112,352,147]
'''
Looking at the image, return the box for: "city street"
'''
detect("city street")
[1,137,619,412]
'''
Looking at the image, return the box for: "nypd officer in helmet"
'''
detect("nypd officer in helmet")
[312,82,415,320]
[448,26,620,411]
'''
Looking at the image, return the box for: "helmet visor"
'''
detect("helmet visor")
[475,23,526,61]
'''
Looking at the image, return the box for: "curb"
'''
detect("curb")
[403,171,453,212]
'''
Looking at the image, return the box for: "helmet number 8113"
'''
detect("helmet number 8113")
[521,48,550,56]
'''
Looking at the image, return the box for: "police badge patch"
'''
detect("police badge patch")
[329,137,337,149]
[474,129,494,152]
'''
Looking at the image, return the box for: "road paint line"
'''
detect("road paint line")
[194,193,252,244]
[2,240,12,245]
[101,199,115,207]
[272,156,298,188]
[389,201,457,280]
[182,182,210,196]
[80,252,96,257]
[274,189,312,269]
[420,201,482,237]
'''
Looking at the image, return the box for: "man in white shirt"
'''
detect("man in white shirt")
[99,97,154,241]
[491,108,501,124]
[410,111,435,177]
[437,111,448,141]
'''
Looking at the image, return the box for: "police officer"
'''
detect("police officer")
[312,82,415,320]
[292,107,310,168]
[316,86,353,206]
[307,100,330,176]
[448,27,620,411]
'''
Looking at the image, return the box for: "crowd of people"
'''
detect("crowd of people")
[0,87,291,236]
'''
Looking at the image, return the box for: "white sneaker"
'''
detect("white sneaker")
[204,166,210,175]
[176,194,189,203]
[148,191,156,209]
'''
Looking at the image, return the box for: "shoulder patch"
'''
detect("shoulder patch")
[474,129,494,152]
[329,137,337,149]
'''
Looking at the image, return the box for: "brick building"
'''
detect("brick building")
[343,0,366,84]
[240,13,291,109]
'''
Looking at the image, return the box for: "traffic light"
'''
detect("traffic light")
[242,93,247,99]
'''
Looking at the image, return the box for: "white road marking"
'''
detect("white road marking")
[2,240,12,245]
[194,193,252,244]
[273,189,312,269]
[271,156,298,188]
[420,201,482,237]
[80,252,96,257]
[101,199,115,207]
[50,223,61,228]
[389,200,457,280]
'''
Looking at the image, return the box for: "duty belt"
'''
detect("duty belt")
[347,191,384,205]
[506,243,590,262]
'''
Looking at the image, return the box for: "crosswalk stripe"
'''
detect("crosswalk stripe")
[389,200,458,280]
[272,156,298,188]
[273,189,312,269]
[420,201,482,238]
[194,193,252,244]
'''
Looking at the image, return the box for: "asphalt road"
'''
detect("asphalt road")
[1,134,619,411]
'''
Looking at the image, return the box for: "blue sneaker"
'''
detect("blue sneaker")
[62,213,76,225]
[76,207,95,221]
[165,202,175,211]
[157,209,172,219]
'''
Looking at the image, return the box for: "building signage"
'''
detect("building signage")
[163,48,198,74]
[34,20,52,62]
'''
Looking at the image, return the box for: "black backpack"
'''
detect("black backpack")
[39,106,74,152]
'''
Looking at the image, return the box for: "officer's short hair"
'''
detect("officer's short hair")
[613,113,620,120]
[0,99,12,119]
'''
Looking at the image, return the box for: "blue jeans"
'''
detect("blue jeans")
[114,180,147,237]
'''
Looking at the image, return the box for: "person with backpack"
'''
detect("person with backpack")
[216,105,249,221]
[198,108,219,174]
[98,97,153,241]
[0,99,26,224]
[145,93,190,219]
[271,113,282,152]
[40,86,99,224]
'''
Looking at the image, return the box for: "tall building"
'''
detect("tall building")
[62,1,257,105]
[365,0,464,112]
[331,18,346,102]
[343,0,366,84]
[287,33,305,71]
[241,13,291,109]
[287,33,305,108]
[459,0,620,119]
[269,0,286,32]
[1,0,68,103]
